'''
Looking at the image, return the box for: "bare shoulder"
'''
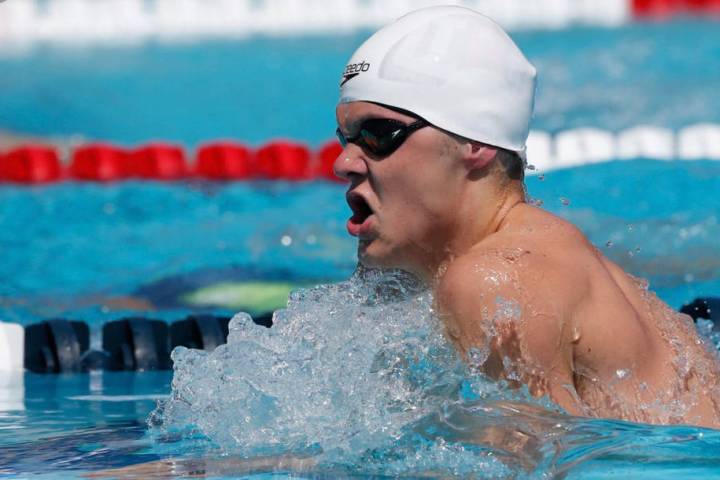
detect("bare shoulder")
[435,246,520,320]
[439,207,590,296]
[435,240,553,355]
[434,205,592,357]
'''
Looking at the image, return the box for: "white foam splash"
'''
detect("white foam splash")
[151,267,553,476]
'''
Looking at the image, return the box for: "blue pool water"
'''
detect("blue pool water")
[1,161,719,327]
[2,159,719,478]
[0,20,719,146]
[1,18,720,480]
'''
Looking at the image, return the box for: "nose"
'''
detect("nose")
[332,146,367,182]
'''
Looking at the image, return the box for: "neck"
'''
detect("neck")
[416,184,526,285]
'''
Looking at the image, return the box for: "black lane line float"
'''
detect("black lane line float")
[170,314,231,351]
[103,317,172,371]
[17,297,719,374]
[20,312,273,374]
[24,319,89,373]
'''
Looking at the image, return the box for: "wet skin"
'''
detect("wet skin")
[335,101,720,428]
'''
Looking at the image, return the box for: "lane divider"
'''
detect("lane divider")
[0,0,718,47]
[0,298,716,373]
[526,123,720,173]
[2,125,720,184]
[0,322,24,373]
[16,313,273,374]
[0,140,344,184]
[195,142,254,180]
[3,0,720,48]
[633,0,720,17]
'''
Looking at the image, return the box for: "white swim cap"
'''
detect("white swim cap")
[339,5,537,155]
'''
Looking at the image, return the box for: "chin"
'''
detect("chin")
[357,238,391,268]
[357,238,414,272]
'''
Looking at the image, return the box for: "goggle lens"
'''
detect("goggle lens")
[336,118,427,157]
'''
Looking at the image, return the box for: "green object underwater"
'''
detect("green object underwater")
[180,281,307,312]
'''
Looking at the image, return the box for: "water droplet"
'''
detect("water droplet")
[538,174,545,181]
[281,235,292,246]
[467,347,489,369]
[559,197,570,206]
[684,273,694,283]
[627,224,634,231]
[571,326,581,343]
[605,240,613,248]
[616,368,630,380]
[634,246,641,253]
[306,235,317,245]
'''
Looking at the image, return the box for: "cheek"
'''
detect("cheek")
[383,173,452,217]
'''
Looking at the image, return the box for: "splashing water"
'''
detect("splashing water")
[151,268,720,478]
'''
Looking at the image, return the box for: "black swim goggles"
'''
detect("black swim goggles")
[336,118,429,157]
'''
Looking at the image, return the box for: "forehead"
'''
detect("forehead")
[336,101,415,129]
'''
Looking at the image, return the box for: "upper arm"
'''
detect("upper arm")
[436,256,519,352]
[435,252,573,386]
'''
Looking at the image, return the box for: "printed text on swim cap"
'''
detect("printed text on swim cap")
[341,61,370,86]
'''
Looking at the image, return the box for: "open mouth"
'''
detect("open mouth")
[347,192,373,224]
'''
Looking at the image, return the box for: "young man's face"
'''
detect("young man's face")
[334,101,467,277]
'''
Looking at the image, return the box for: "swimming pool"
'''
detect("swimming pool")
[1,15,720,480]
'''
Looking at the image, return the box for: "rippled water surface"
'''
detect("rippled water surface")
[4,266,720,478]
[1,160,719,477]
[0,20,719,144]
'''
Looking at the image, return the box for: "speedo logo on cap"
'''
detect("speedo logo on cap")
[340,61,370,86]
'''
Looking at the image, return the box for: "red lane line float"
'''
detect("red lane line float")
[315,140,344,182]
[70,143,131,181]
[633,0,720,16]
[634,0,684,16]
[0,139,381,184]
[0,146,62,183]
[195,142,254,180]
[686,0,720,12]
[255,141,311,180]
[130,143,188,180]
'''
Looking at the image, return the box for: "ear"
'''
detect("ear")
[462,141,497,172]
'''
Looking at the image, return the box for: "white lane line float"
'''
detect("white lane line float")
[0,0,718,45]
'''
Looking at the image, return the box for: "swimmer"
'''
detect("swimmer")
[335,6,720,428]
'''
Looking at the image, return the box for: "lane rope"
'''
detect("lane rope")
[2,124,720,183]
[0,0,718,46]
